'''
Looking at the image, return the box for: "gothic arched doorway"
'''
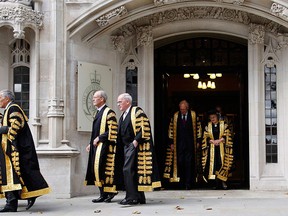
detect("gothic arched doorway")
[154,36,249,189]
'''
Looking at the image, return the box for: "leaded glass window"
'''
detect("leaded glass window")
[126,59,138,106]
[10,39,30,117]
[265,65,277,163]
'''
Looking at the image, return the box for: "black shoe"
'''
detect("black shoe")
[185,185,191,190]
[0,206,17,212]
[104,193,118,203]
[119,199,139,205]
[118,199,127,205]
[92,196,107,203]
[26,197,36,210]
[139,199,146,204]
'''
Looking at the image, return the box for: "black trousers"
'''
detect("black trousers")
[178,148,194,187]
[123,143,145,201]
[5,191,18,209]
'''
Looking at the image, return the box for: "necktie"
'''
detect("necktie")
[182,114,186,125]
[123,111,127,121]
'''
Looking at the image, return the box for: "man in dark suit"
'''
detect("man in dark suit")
[0,89,50,212]
[85,90,118,203]
[117,93,161,205]
[163,100,201,189]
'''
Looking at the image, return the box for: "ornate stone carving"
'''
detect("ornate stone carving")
[0,0,32,6]
[47,98,65,118]
[215,0,244,4]
[148,7,251,27]
[277,34,288,50]
[111,35,125,53]
[0,3,44,38]
[271,3,288,21]
[154,0,245,6]
[136,25,153,47]
[248,24,265,45]
[96,6,127,27]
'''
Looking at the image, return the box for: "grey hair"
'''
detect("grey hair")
[119,93,132,104]
[0,89,15,102]
[97,90,108,102]
[179,100,189,109]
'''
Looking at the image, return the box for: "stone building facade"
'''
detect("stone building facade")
[1,0,288,197]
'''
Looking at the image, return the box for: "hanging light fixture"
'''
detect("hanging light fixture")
[193,73,199,79]
[211,82,216,89]
[210,74,216,79]
[198,81,202,88]
[207,80,212,88]
[202,82,207,89]
[216,73,222,77]
[184,74,190,78]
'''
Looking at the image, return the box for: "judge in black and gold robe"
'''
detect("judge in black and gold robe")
[85,90,118,203]
[201,110,233,189]
[163,100,201,189]
[117,93,161,205]
[0,90,50,212]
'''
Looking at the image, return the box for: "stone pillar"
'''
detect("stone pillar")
[248,24,265,189]
[136,25,155,130]
[276,34,288,184]
[30,30,41,146]
[37,0,80,198]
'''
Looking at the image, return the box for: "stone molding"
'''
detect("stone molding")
[136,25,153,47]
[271,2,288,21]
[248,23,265,45]
[96,5,127,27]
[0,0,32,6]
[154,0,244,6]
[47,98,65,118]
[0,2,43,38]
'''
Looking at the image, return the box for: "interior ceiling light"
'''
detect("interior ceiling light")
[193,73,199,79]
[216,73,222,77]
[183,74,190,78]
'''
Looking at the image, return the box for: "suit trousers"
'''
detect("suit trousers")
[123,142,145,201]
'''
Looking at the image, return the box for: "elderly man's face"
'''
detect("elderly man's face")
[179,104,188,115]
[117,95,130,112]
[92,91,104,108]
[0,94,9,109]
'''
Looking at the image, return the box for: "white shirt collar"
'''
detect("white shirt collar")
[97,104,106,112]
[124,106,131,115]
[5,101,13,110]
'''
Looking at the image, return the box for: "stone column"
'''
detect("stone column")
[277,34,288,183]
[136,25,155,130]
[37,0,80,198]
[248,23,265,189]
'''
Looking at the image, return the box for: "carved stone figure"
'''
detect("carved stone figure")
[271,3,288,21]
[248,24,265,45]
[136,26,153,47]
[111,35,125,53]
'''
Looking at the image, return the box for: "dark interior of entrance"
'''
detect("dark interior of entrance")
[154,36,249,189]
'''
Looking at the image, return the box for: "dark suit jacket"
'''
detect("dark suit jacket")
[117,106,143,146]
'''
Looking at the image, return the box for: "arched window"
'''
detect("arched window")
[10,39,30,117]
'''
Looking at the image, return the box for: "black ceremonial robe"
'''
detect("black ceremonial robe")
[85,106,118,193]
[163,110,202,184]
[201,121,233,182]
[118,106,161,193]
[0,103,50,199]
